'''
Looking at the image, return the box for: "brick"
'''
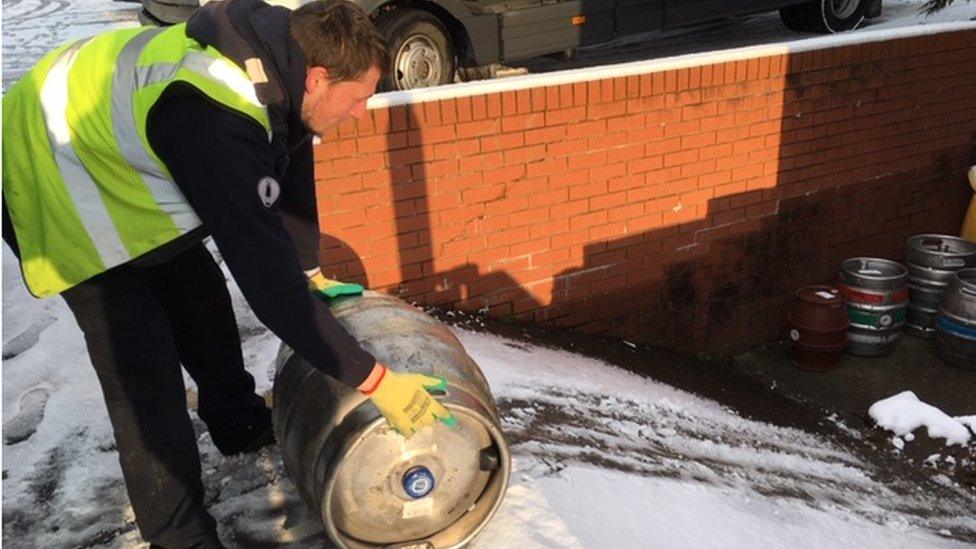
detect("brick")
[504,145,547,166]
[526,126,567,145]
[608,202,645,222]
[568,151,607,172]
[590,162,628,183]
[462,185,506,204]
[501,113,546,133]
[488,227,531,248]
[550,199,589,219]
[664,119,701,139]
[528,158,569,179]
[664,149,699,167]
[590,191,629,211]
[546,106,587,126]
[569,181,609,200]
[570,211,608,231]
[457,120,501,139]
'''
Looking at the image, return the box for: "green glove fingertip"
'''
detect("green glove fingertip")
[423,376,448,392]
[440,412,458,428]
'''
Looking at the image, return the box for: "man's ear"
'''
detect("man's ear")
[304,66,331,93]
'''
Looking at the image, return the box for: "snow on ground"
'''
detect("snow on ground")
[5,1,976,547]
[870,391,974,447]
[1,0,140,90]
[4,243,976,548]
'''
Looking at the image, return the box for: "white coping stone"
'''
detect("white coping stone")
[367,21,976,110]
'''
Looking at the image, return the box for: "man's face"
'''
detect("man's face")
[300,65,381,137]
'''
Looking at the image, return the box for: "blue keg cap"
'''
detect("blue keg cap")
[402,466,435,499]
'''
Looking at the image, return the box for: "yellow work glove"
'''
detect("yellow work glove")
[306,268,364,299]
[360,364,457,437]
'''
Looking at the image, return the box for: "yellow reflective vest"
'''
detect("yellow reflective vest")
[2,24,271,297]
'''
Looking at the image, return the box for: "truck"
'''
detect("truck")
[140,0,883,91]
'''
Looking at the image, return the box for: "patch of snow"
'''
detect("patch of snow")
[476,463,971,549]
[826,413,863,440]
[869,391,973,446]
[957,415,976,434]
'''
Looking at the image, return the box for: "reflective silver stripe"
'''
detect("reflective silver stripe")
[128,53,269,136]
[178,52,272,143]
[113,28,201,232]
[181,52,265,108]
[39,38,132,267]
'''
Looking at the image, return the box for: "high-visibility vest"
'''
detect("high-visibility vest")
[2,24,272,297]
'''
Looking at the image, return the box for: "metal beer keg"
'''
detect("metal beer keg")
[837,257,908,356]
[787,286,849,370]
[905,234,976,338]
[935,268,976,370]
[272,292,510,548]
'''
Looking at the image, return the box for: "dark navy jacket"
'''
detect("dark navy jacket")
[144,0,375,386]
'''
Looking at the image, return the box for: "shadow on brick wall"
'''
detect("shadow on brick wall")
[323,36,975,356]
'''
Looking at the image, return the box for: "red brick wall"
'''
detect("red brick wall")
[312,28,976,354]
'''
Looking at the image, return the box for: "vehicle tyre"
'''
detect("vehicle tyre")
[142,0,197,25]
[138,7,166,26]
[375,9,455,91]
[780,0,868,33]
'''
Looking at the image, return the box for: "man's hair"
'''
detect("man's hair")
[290,1,389,83]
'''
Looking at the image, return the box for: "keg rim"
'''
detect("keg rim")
[906,234,976,266]
[907,233,976,254]
[953,267,976,285]
[839,257,908,281]
[322,390,511,548]
[794,285,845,304]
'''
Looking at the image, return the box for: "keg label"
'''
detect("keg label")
[402,498,434,519]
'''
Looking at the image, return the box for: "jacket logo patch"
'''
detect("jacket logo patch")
[258,176,281,208]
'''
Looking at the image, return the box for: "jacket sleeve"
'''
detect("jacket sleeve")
[278,137,321,272]
[146,87,375,387]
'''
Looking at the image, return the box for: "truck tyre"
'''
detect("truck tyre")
[375,9,455,91]
[139,7,166,26]
[141,0,197,24]
[780,0,869,33]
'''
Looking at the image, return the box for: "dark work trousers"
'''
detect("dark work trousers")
[3,204,259,548]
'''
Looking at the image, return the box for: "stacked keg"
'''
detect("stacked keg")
[905,235,976,338]
[935,268,976,370]
[837,258,909,356]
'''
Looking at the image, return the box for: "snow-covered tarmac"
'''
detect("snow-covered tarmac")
[4,242,976,547]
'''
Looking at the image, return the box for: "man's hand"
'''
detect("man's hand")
[306,268,364,299]
[358,363,457,437]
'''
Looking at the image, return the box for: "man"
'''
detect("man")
[1,0,455,546]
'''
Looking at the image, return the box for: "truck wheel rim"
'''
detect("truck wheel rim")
[830,0,859,19]
[395,35,442,89]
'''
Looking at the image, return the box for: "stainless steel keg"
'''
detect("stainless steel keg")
[935,268,976,370]
[837,257,908,356]
[272,292,510,548]
[905,234,976,338]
